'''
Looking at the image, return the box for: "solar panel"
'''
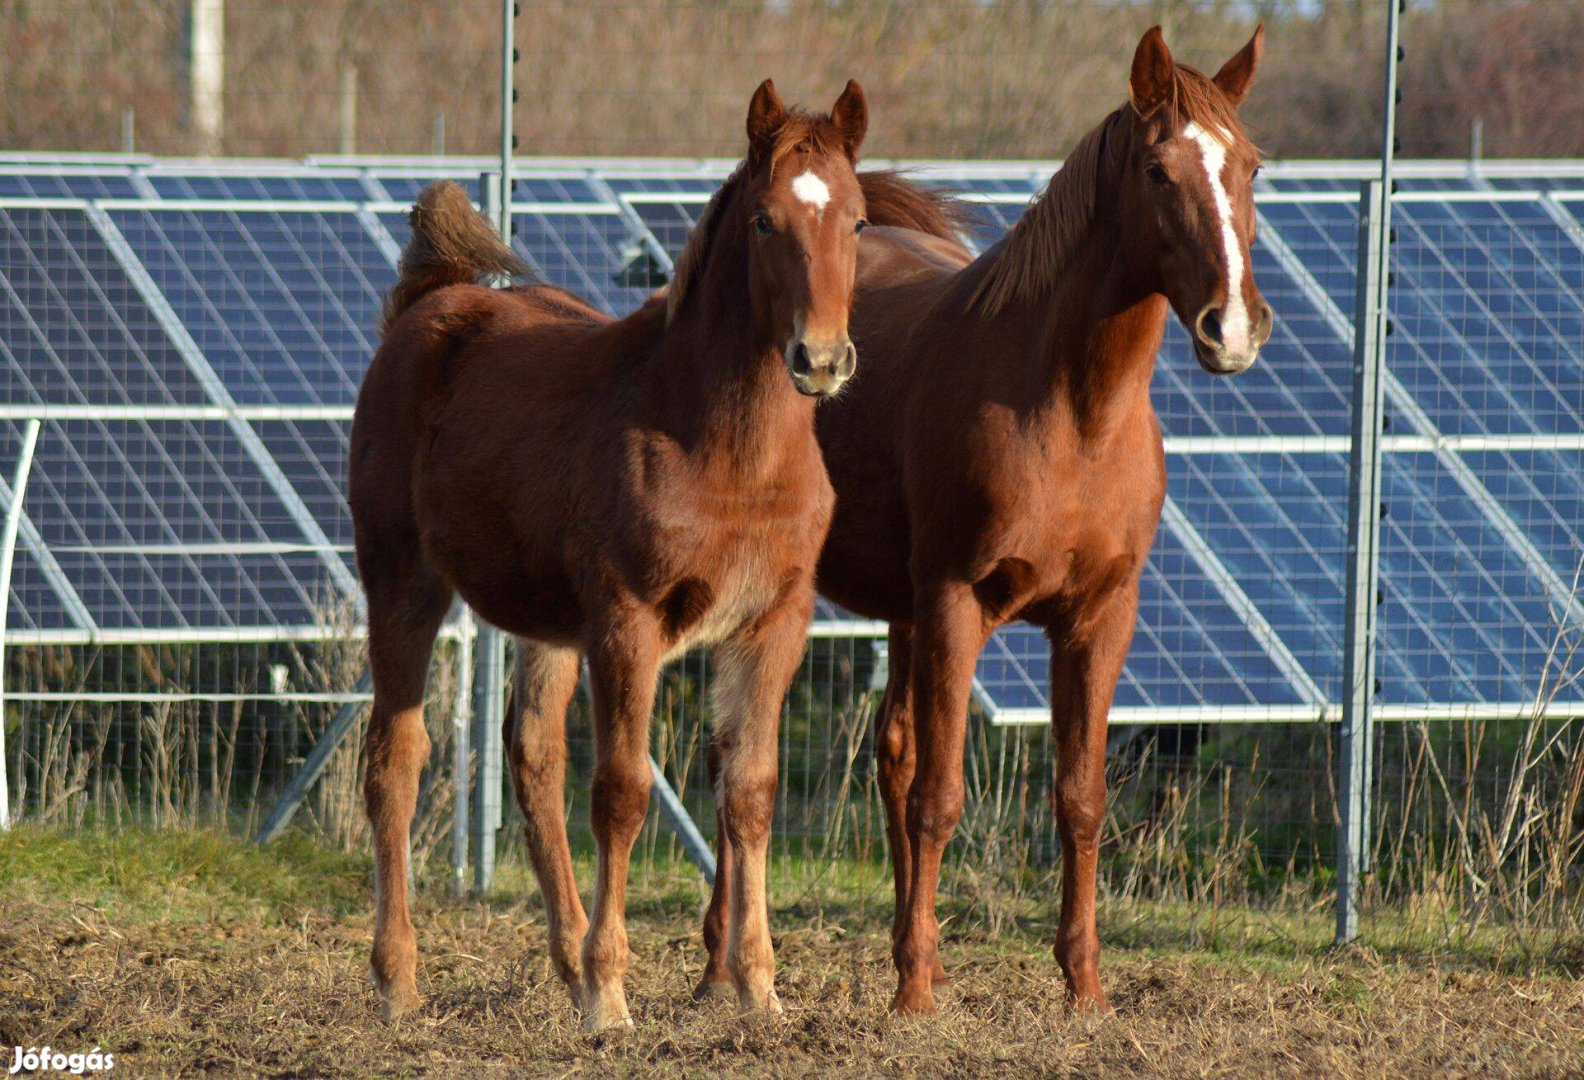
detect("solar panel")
[148,173,369,201]
[0,156,1578,727]
[0,207,207,404]
[3,419,325,629]
[111,207,392,404]
[0,173,141,199]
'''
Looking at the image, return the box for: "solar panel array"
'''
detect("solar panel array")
[1,155,1580,726]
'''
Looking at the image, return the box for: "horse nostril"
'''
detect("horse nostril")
[1195,305,1224,347]
[840,342,857,377]
[791,341,812,375]
[1255,301,1275,344]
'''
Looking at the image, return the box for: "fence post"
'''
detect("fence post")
[498,0,516,239]
[0,419,42,831]
[1338,180,1388,945]
[471,624,505,893]
[451,614,475,896]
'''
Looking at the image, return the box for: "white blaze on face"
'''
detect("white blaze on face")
[1183,120,1251,355]
[791,170,831,216]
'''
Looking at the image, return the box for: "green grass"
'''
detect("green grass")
[0,824,370,922]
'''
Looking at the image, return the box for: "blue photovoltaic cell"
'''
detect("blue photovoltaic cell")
[149,174,369,201]
[111,208,392,404]
[602,176,723,196]
[1259,177,1359,193]
[0,207,207,404]
[628,200,697,260]
[922,176,1041,196]
[254,419,355,573]
[2,419,324,628]
[1151,245,1354,438]
[0,172,140,199]
[513,210,652,316]
[1167,453,1347,699]
[1257,199,1359,314]
[1464,449,1584,587]
[1388,199,1584,436]
[1378,452,1561,705]
[374,175,479,202]
[0,544,74,631]
[369,174,600,203]
[958,200,1024,249]
[973,527,1304,713]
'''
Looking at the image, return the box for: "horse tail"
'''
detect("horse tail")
[380,180,531,335]
[858,170,976,248]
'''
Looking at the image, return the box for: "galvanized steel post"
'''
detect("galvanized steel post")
[1337,0,1402,947]
[0,419,42,830]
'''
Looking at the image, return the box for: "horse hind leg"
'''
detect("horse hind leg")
[361,557,453,1021]
[505,639,588,1002]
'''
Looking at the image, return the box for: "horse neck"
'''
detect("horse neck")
[652,255,812,472]
[977,216,1167,441]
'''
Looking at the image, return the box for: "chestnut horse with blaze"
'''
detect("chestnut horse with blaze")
[705,26,1274,1014]
[349,80,869,1028]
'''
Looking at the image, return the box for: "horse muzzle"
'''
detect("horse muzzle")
[1192,299,1273,376]
[788,337,857,397]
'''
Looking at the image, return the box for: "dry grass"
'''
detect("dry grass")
[1,828,1581,1078]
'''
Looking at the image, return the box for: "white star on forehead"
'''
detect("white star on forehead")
[791,170,830,211]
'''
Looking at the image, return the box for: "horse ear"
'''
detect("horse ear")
[1129,25,1175,118]
[830,80,868,160]
[747,79,788,158]
[1213,24,1264,106]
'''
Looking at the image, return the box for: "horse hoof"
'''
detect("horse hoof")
[582,985,634,1032]
[889,986,937,1015]
[378,986,423,1022]
[583,1009,635,1033]
[1069,993,1114,1016]
[692,979,735,1003]
[738,987,783,1015]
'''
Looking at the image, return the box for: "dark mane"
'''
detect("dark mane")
[970,63,1252,316]
[856,171,976,244]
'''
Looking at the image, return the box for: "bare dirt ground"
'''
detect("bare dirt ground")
[1,830,1581,1078]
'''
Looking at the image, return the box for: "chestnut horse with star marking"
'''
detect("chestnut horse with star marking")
[350,79,869,1028]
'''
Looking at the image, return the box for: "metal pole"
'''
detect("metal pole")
[0,419,42,831]
[1337,180,1387,944]
[1336,0,1403,947]
[471,625,504,893]
[255,668,372,844]
[498,0,516,241]
[651,759,717,884]
[451,614,475,896]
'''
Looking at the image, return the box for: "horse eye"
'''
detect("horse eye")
[1145,164,1169,185]
[855,218,868,234]
[752,214,773,236]
[1252,165,1263,181]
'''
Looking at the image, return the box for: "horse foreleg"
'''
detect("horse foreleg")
[362,572,451,1021]
[708,587,812,1013]
[580,607,662,1031]
[505,639,587,1003]
[1046,586,1136,1014]
[891,584,986,1014]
